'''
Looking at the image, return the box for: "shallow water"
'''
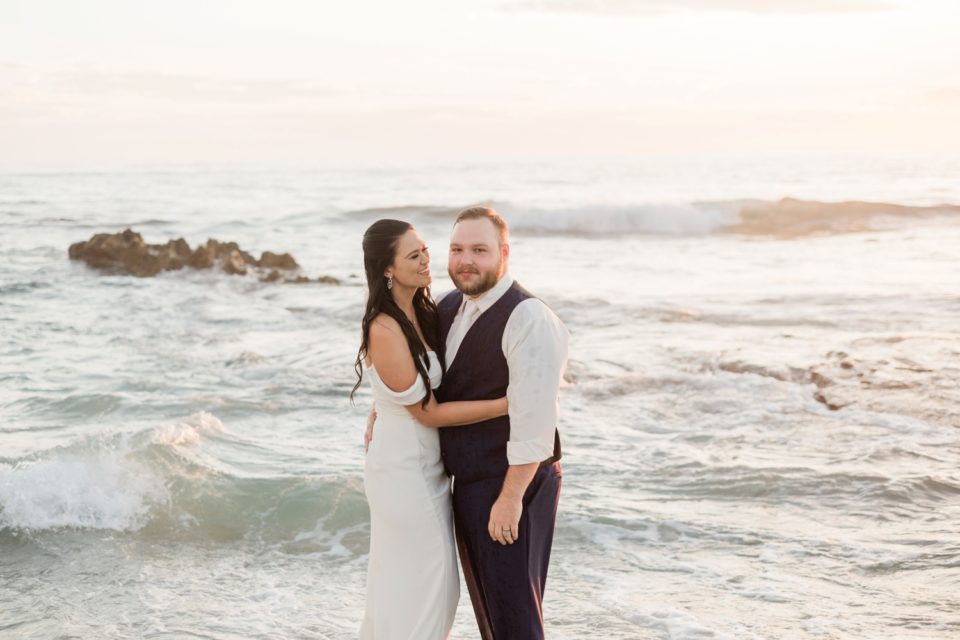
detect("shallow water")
[2,157,959,639]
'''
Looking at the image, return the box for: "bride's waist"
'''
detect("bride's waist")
[371,401,425,421]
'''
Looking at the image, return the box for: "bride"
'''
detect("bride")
[351,219,506,640]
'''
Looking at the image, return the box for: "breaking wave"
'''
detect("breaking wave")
[342,197,960,238]
[0,412,367,543]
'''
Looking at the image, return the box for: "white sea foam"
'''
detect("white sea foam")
[495,200,737,236]
[0,413,230,532]
[625,608,737,640]
[0,444,166,531]
[151,411,226,447]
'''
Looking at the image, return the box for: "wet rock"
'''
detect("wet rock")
[260,269,283,283]
[69,229,337,284]
[69,229,175,277]
[258,251,298,270]
[806,343,958,425]
[809,371,833,388]
[222,250,248,276]
[717,360,808,385]
[727,198,960,239]
[813,390,848,411]
[187,241,216,269]
[258,271,339,285]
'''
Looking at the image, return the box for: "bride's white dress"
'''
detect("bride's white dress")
[360,351,459,640]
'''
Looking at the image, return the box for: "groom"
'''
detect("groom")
[436,206,567,640]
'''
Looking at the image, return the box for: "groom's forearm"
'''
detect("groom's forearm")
[499,462,539,500]
[489,461,539,544]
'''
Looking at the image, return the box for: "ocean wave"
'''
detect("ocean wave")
[643,461,960,513]
[0,439,165,532]
[859,548,960,575]
[342,200,736,236]
[340,197,960,238]
[0,412,367,543]
[339,204,461,222]
[0,281,51,296]
[497,200,736,236]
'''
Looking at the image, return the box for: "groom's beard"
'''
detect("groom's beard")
[449,261,502,297]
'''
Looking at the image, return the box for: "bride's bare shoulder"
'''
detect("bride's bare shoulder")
[367,313,417,388]
[368,314,408,359]
[370,313,402,338]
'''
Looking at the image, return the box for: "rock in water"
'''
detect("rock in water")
[69,229,335,284]
[68,229,177,277]
[258,251,299,270]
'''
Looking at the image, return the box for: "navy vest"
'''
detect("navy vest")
[437,281,561,484]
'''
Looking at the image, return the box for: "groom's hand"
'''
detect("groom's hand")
[364,405,377,452]
[488,494,522,545]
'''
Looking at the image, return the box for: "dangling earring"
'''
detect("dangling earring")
[387,275,393,290]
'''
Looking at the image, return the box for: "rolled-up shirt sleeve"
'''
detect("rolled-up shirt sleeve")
[503,298,569,465]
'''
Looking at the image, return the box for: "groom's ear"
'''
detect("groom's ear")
[501,243,510,262]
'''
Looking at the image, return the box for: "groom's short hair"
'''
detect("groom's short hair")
[454,206,509,247]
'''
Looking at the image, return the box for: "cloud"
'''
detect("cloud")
[47,70,343,102]
[504,0,897,16]
[928,86,960,104]
[0,65,343,104]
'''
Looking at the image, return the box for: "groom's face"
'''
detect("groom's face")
[448,218,507,297]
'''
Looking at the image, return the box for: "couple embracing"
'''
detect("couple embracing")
[351,207,568,639]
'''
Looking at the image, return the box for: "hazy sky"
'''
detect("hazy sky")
[2,0,958,164]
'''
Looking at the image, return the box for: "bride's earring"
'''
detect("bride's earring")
[387,275,393,290]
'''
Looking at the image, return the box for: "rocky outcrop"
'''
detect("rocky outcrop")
[727,197,960,238]
[68,229,339,284]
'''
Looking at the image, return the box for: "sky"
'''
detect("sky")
[1,0,959,165]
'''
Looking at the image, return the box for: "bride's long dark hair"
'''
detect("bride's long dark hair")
[351,219,442,408]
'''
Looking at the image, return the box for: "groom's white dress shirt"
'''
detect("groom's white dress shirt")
[442,274,569,466]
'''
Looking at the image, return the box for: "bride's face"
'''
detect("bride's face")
[386,229,431,290]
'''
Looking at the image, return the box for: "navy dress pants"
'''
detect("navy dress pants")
[452,462,562,640]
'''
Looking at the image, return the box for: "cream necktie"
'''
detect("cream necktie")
[447,299,480,365]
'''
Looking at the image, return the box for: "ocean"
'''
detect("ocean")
[2,155,959,639]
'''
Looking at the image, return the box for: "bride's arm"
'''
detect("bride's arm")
[405,395,507,429]
[369,318,507,429]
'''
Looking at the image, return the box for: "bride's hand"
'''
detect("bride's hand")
[498,397,509,417]
[364,404,377,452]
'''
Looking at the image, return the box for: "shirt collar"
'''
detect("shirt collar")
[463,273,514,315]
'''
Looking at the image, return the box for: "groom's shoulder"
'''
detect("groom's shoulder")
[515,296,559,321]
[512,292,567,332]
